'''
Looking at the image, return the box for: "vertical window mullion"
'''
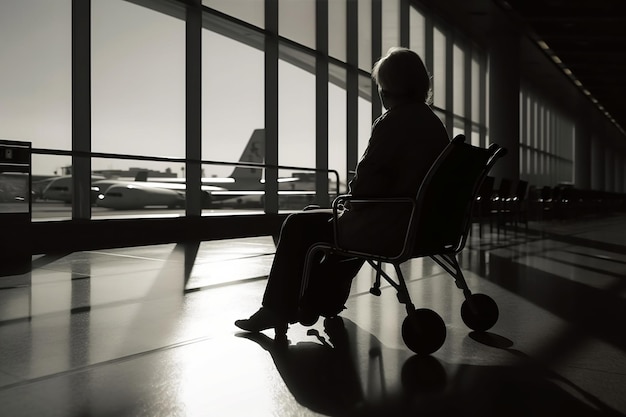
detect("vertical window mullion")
[445,33,453,138]
[464,44,471,139]
[72,0,91,220]
[186,0,202,216]
[400,0,409,47]
[316,0,329,207]
[346,0,358,190]
[265,0,279,214]
[371,0,382,122]
[479,52,487,147]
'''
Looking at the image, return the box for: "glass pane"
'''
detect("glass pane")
[91,158,185,218]
[329,0,347,61]
[453,43,465,116]
[485,59,490,137]
[358,0,372,71]
[278,45,316,210]
[382,0,400,54]
[202,30,264,177]
[433,27,446,109]
[279,0,315,49]
[34,155,72,221]
[92,0,185,161]
[471,130,480,147]
[329,64,347,195]
[203,0,264,28]
[471,56,480,122]
[202,28,265,213]
[0,0,71,162]
[452,117,464,140]
[409,7,425,60]
[358,75,373,157]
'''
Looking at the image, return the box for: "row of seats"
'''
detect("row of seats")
[472,176,528,236]
[527,185,626,221]
[472,177,626,236]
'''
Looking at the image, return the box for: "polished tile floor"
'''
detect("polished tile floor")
[0,214,625,416]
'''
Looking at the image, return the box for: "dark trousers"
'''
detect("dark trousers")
[262,210,363,319]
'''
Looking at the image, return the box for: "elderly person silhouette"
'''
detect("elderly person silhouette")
[236,47,449,334]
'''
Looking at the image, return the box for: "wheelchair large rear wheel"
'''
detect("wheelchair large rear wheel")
[401,309,446,355]
[461,293,499,331]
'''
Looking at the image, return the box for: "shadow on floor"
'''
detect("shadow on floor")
[238,317,620,417]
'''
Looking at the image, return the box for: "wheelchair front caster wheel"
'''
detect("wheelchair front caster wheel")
[461,293,499,331]
[401,309,446,355]
[369,287,382,296]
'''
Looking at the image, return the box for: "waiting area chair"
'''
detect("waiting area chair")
[298,135,507,355]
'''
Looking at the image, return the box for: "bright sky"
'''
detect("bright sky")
[0,0,373,180]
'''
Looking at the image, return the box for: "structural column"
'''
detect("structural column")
[488,21,521,181]
[574,119,592,190]
[591,134,605,191]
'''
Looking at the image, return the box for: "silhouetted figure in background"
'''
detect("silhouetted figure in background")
[235,47,450,333]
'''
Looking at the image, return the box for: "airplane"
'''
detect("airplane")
[95,129,271,209]
[41,129,333,210]
[41,130,266,209]
[41,174,107,204]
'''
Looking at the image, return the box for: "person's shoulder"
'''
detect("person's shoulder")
[375,102,444,133]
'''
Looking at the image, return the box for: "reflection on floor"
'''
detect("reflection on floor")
[0,214,625,416]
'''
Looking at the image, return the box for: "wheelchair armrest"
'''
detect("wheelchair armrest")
[329,194,417,260]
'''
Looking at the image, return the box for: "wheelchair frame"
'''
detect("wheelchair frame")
[299,135,507,354]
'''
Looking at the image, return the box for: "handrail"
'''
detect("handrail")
[31,147,342,197]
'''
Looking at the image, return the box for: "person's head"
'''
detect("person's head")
[371,47,432,109]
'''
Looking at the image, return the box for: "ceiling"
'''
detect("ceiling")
[500,0,626,134]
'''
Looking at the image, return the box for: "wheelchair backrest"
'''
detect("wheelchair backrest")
[408,135,506,256]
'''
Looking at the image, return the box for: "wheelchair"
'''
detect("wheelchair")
[298,135,507,355]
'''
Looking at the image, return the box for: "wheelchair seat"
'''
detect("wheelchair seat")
[299,134,507,355]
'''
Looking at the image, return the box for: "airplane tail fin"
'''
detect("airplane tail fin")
[231,129,265,180]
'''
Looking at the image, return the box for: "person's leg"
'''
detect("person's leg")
[262,210,334,318]
[235,210,333,331]
[300,254,364,317]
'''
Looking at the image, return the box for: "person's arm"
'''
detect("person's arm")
[348,114,397,197]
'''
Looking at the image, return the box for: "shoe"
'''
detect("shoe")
[235,307,288,333]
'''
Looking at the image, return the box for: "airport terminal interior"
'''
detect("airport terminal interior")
[1,0,626,416]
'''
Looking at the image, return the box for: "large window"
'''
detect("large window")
[432,26,447,110]
[279,0,315,50]
[329,64,348,193]
[358,75,373,157]
[0,0,71,176]
[202,30,264,178]
[278,46,317,210]
[409,7,426,60]
[358,0,372,71]
[520,88,574,187]
[11,0,493,221]
[328,0,347,62]
[452,43,465,118]
[91,0,185,167]
[382,0,400,54]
